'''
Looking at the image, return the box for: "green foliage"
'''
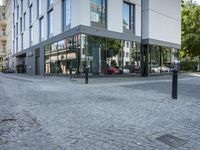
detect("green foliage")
[181,0,200,58]
[180,60,199,71]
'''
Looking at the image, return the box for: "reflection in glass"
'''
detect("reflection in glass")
[90,0,106,28]
[45,45,51,74]
[50,42,58,73]
[79,34,140,75]
[63,0,71,31]
[44,34,144,76]
[123,2,135,31]
[48,10,53,37]
[123,3,130,30]
[149,45,179,74]
[57,40,67,74]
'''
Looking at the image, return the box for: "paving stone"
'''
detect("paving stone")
[0,73,200,149]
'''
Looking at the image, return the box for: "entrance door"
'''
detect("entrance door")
[35,49,40,75]
[35,57,40,75]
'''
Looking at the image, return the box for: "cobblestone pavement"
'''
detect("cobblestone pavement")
[0,73,200,150]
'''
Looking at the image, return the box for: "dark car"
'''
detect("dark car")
[2,68,15,73]
[124,65,140,73]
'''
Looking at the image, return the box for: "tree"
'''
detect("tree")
[181,0,200,58]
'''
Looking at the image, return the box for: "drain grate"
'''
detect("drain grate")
[156,134,187,148]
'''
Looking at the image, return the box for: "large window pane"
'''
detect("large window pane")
[50,42,58,73]
[29,4,32,25]
[149,46,161,73]
[90,0,106,28]
[123,2,135,33]
[38,0,42,16]
[40,17,44,41]
[48,0,53,8]
[45,45,51,74]
[123,41,140,74]
[123,3,130,30]
[48,10,53,37]
[63,0,71,30]
[57,40,67,74]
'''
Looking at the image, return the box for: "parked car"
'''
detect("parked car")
[160,66,170,72]
[124,65,140,73]
[149,65,160,73]
[107,67,120,74]
[122,68,130,74]
[2,68,15,73]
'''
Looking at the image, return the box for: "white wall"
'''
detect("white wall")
[71,0,90,28]
[142,0,181,45]
[12,0,181,54]
[107,0,123,33]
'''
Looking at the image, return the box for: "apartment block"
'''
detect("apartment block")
[0,4,6,70]
[12,0,181,76]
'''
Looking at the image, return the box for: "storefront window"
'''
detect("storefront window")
[57,40,67,74]
[149,45,178,74]
[44,34,142,76]
[50,42,58,73]
[79,34,140,75]
[45,45,51,74]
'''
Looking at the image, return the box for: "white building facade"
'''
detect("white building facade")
[12,0,181,76]
[0,5,6,70]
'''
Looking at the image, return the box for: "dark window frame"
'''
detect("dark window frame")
[39,17,44,42]
[90,0,107,29]
[62,0,71,31]
[123,1,135,34]
[47,9,53,38]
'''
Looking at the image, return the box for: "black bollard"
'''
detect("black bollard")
[172,68,178,99]
[85,67,89,84]
[70,68,72,80]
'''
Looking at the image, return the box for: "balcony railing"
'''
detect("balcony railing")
[0,17,7,25]
[0,33,7,41]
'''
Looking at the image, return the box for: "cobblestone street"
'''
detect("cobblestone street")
[0,73,200,150]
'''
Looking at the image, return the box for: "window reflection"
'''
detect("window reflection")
[149,46,180,74]
[80,34,141,75]
[123,2,135,32]
[44,35,180,76]
[90,0,107,28]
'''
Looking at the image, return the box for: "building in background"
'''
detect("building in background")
[12,0,181,76]
[0,4,6,70]
[0,0,12,71]
[3,0,12,68]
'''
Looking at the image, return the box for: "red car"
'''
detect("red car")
[107,67,121,74]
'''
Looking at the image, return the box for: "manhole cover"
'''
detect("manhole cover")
[156,134,187,148]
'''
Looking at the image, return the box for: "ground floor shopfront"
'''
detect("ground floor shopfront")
[14,26,180,77]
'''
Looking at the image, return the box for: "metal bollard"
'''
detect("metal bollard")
[70,68,72,80]
[172,68,178,99]
[85,67,89,84]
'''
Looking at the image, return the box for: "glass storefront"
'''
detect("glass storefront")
[44,34,179,76]
[149,45,179,74]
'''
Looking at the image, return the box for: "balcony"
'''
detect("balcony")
[0,33,7,41]
[0,17,7,26]
[0,51,5,56]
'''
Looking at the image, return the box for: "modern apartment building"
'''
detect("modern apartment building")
[12,0,181,76]
[3,0,12,68]
[0,5,6,70]
[0,0,12,70]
